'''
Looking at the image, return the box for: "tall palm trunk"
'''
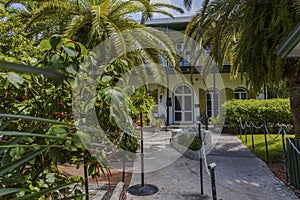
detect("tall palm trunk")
[289,74,300,138]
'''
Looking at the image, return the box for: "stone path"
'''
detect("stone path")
[126,131,299,200]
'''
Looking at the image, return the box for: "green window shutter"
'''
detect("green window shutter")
[199,88,206,115]
[225,88,234,100]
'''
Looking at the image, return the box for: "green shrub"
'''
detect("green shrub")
[223,98,293,128]
[189,136,200,151]
[177,134,200,151]
[119,133,139,153]
[106,132,139,155]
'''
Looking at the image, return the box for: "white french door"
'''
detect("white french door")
[174,84,193,122]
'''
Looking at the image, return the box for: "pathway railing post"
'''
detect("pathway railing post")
[245,126,248,144]
[281,130,289,183]
[84,150,89,200]
[198,122,204,196]
[239,126,242,139]
[122,132,128,183]
[264,123,269,163]
[251,126,255,151]
[208,163,217,200]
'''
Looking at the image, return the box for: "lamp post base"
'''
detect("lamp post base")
[128,184,159,196]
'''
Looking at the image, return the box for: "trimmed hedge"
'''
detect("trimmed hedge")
[223,98,293,127]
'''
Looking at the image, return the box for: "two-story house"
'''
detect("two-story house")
[140,15,248,126]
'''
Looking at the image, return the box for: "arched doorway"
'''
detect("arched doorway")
[174,84,193,122]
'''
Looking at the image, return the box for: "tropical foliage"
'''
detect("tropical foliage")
[0,0,183,199]
[185,0,300,137]
[0,36,96,199]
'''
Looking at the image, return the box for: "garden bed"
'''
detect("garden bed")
[60,164,133,187]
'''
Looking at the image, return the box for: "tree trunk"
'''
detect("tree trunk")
[289,75,300,138]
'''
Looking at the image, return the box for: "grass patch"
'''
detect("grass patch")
[239,133,295,162]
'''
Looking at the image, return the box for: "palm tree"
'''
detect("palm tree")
[12,0,182,79]
[185,0,300,137]
[183,0,192,10]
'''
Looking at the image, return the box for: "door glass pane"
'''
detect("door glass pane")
[207,90,220,117]
[184,86,191,93]
[175,112,182,121]
[184,96,192,110]
[185,112,192,121]
[175,96,182,111]
[234,93,240,99]
[175,86,183,94]
[241,93,246,99]
[206,94,212,109]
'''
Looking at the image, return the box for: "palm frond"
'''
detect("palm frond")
[183,0,192,11]
[152,3,184,14]
[105,20,127,57]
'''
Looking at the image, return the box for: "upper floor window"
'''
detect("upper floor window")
[159,55,168,66]
[176,40,190,67]
[234,88,248,100]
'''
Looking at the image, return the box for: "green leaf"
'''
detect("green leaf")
[13,182,74,200]
[0,136,25,155]
[39,39,51,51]
[102,75,112,82]
[0,144,76,148]
[62,45,76,57]
[1,171,26,185]
[59,194,83,200]
[50,54,64,69]
[46,173,56,184]
[73,133,85,149]
[0,188,30,196]
[77,42,88,57]
[0,131,69,140]
[66,65,77,75]
[0,145,52,176]
[0,114,69,126]
[0,61,67,79]
[88,163,98,177]
[83,97,96,112]
[48,125,68,136]
[49,34,62,50]
[7,72,25,89]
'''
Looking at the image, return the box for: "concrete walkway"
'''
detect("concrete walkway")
[127,131,299,200]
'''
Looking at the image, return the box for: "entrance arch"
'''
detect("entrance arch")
[174,84,193,122]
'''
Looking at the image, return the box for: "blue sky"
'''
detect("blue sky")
[151,0,202,18]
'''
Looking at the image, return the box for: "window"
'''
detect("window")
[206,89,220,118]
[176,40,190,67]
[159,55,168,67]
[234,88,248,100]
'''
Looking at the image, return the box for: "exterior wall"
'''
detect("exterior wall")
[150,72,247,124]
[144,18,249,124]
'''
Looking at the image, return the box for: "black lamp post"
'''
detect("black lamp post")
[128,112,158,196]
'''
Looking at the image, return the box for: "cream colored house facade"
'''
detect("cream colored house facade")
[144,16,248,125]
